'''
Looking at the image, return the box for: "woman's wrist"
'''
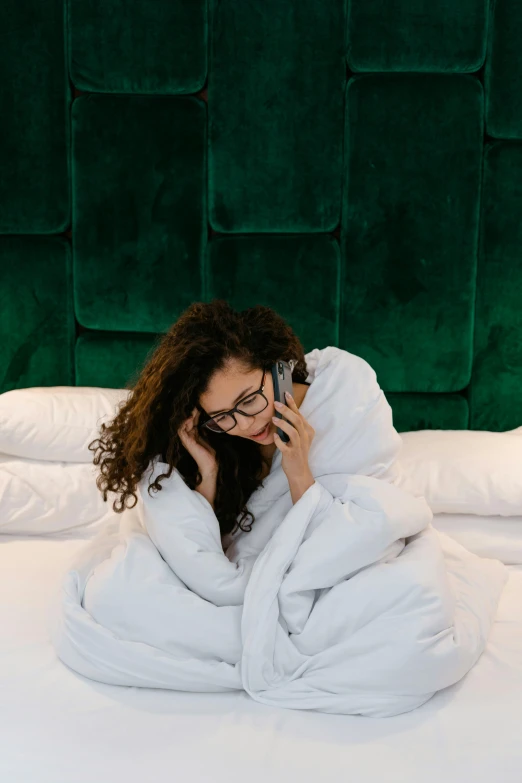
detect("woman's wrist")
[195,470,218,509]
[200,467,218,480]
[288,470,315,505]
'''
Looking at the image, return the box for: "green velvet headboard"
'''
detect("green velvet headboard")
[1,0,520,433]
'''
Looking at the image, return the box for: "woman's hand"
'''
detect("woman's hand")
[178,408,218,480]
[272,392,315,503]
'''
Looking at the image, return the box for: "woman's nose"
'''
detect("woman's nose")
[236,414,253,432]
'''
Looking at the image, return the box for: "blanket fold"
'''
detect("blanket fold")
[51,346,508,716]
[140,468,254,606]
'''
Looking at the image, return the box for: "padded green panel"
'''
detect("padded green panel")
[68,0,207,94]
[470,142,522,432]
[341,75,482,393]
[207,236,340,352]
[76,332,160,388]
[0,0,69,233]
[385,393,469,433]
[208,0,345,233]
[347,0,488,73]
[2,2,521,432]
[0,238,73,393]
[485,0,522,139]
[73,95,206,332]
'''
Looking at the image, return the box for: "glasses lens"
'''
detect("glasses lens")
[206,414,235,433]
[237,392,267,416]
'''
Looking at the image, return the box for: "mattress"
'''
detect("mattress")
[2,532,522,783]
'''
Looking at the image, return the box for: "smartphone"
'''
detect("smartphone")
[271,360,295,443]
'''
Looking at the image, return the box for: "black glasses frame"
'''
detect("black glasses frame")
[199,369,269,433]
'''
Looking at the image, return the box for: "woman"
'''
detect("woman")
[53,298,505,716]
[89,298,317,548]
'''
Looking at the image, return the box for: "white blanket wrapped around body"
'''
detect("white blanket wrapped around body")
[51,347,508,717]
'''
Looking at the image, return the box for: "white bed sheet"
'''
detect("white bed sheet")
[1,534,522,783]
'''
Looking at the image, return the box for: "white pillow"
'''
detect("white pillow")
[0,457,120,535]
[394,429,522,517]
[0,386,130,462]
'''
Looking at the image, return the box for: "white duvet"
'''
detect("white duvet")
[51,347,508,717]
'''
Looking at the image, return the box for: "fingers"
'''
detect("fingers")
[178,407,199,437]
[273,432,289,450]
[273,394,315,446]
[186,408,199,426]
[274,395,302,428]
[272,415,299,444]
[273,429,290,449]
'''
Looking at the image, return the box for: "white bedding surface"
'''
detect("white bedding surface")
[432,513,522,564]
[2,534,522,783]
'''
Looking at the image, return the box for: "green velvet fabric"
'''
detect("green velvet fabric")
[470,142,522,432]
[485,0,522,139]
[208,0,345,233]
[68,0,207,94]
[75,333,159,388]
[72,96,206,332]
[207,236,341,351]
[386,393,469,433]
[0,0,69,233]
[2,2,522,433]
[347,0,488,73]
[0,238,73,391]
[341,75,482,392]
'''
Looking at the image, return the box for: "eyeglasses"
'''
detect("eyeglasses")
[200,369,269,433]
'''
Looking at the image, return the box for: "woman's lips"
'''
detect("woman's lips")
[250,423,270,439]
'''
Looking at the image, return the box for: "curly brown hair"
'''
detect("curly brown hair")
[88,299,309,539]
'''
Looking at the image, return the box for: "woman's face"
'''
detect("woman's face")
[199,359,277,444]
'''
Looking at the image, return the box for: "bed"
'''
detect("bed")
[2,386,522,781]
[1,525,522,783]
